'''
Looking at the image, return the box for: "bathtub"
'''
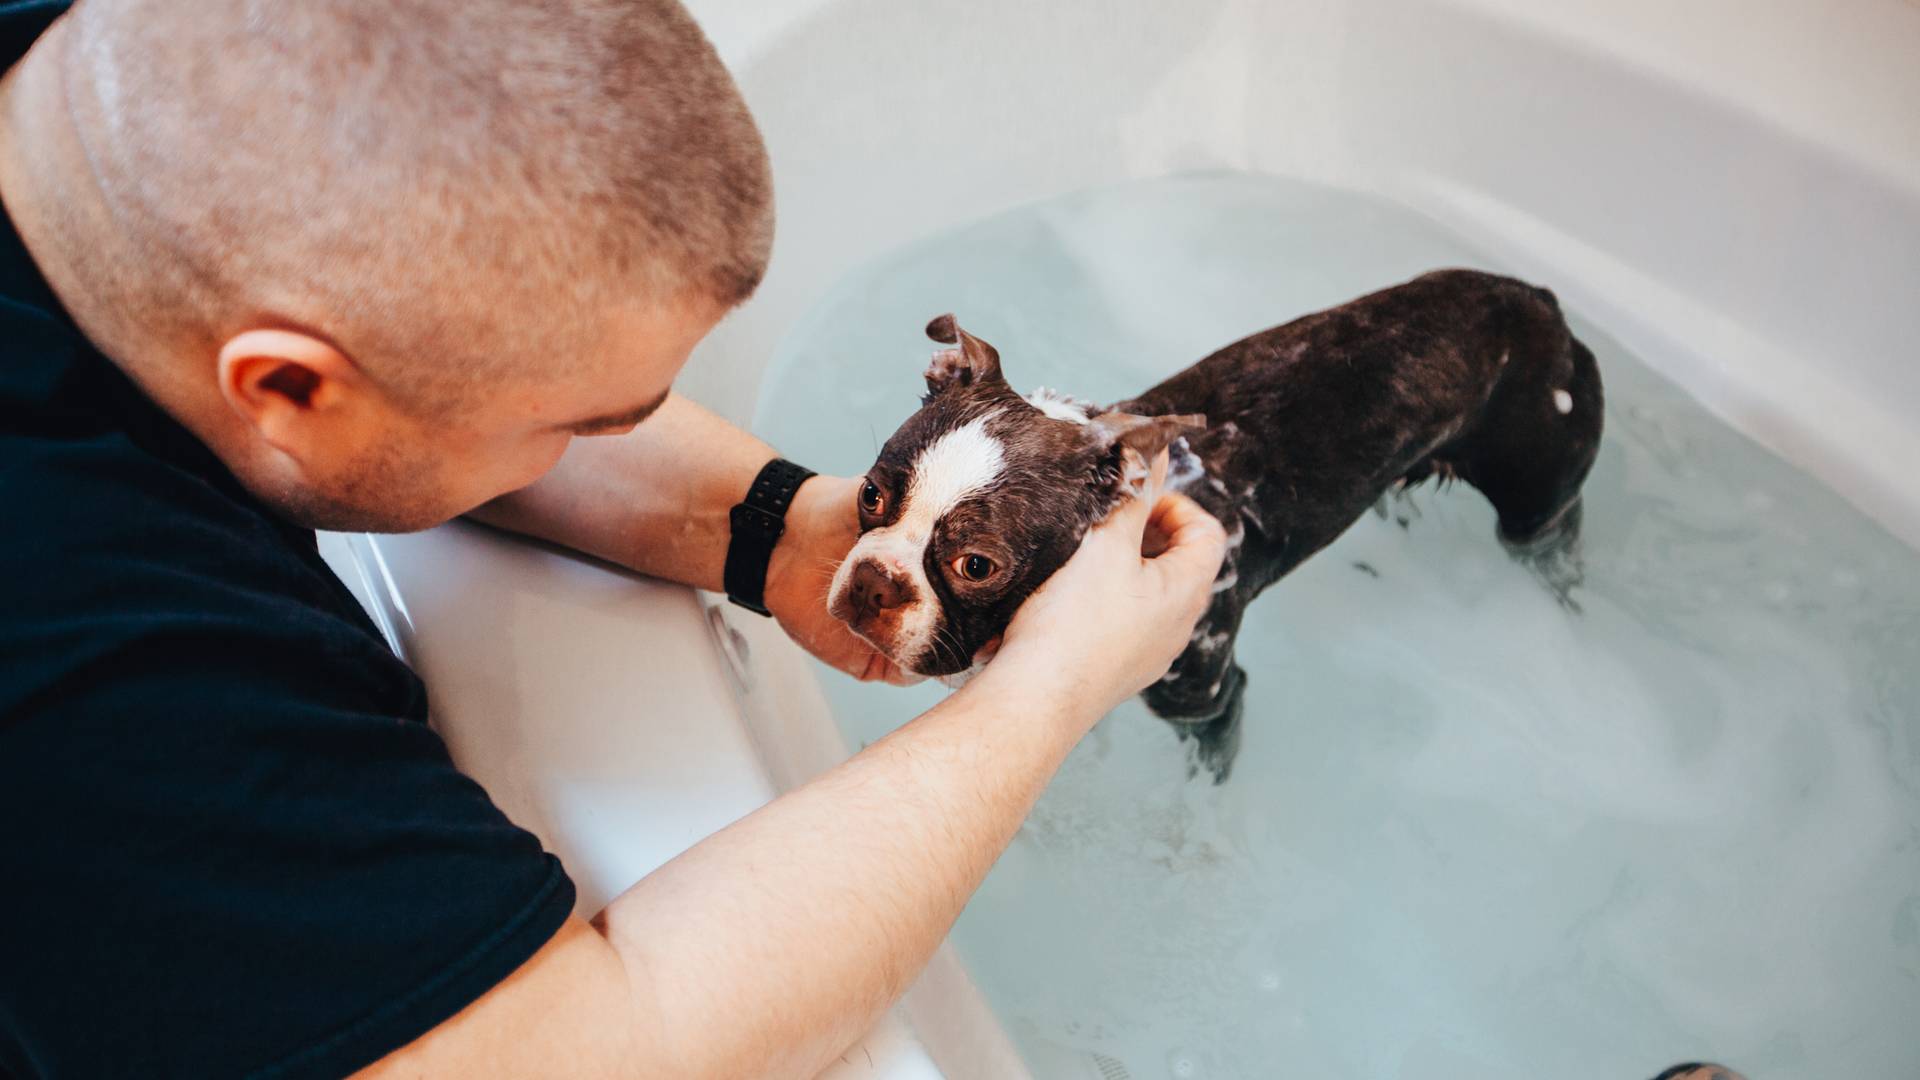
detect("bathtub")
[321,1,1920,1076]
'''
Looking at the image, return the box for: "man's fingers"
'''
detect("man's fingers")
[1089,448,1170,548]
[1146,487,1223,544]
[1145,491,1228,583]
[1145,447,1170,498]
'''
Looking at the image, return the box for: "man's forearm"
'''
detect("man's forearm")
[601,661,1092,1078]
[471,393,774,591]
[360,662,1097,1080]
[359,459,1222,1080]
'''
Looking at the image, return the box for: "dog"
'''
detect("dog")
[826,269,1603,780]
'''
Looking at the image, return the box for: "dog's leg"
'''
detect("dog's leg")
[1175,662,1245,783]
[1452,334,1604,609]
[1142,591,1250,783]
[1501,496,1586,611]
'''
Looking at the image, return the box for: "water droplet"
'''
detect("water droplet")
[1166,1048,1204,1079]
[1257,970,1281,991]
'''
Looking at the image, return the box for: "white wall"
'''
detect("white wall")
[679,0,1920,545]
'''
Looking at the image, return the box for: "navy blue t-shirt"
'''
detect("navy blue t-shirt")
[0,5,575,1077]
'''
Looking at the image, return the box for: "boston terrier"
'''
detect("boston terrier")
[826,269,1603,780]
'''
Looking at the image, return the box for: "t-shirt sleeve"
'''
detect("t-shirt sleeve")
[0,456,575,1079]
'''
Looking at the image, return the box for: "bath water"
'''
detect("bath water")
[751,174,1920,1080]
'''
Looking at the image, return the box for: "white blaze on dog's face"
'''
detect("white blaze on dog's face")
[825,315,1205,677]
[828,415,1005,670]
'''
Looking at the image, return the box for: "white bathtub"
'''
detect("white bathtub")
[322,1,1920,1076]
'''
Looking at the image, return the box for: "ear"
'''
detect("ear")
[1089,410,1208,501]
[1090,410,1208,461]
[215,328,363,453]
[923,313,1004,394]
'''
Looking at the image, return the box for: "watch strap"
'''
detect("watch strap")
[723,457,816,616]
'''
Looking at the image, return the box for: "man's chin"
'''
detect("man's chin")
[260,487,457,534]
[234,447,472,533]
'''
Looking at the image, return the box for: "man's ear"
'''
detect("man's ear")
[215,329,362,452]
[923,313,1004,395]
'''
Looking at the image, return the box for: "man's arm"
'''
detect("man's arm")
[364,459,1228,1079]
[469,393,905,683]
[469,393,771,592]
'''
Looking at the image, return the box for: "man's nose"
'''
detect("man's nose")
[847,559,910,617]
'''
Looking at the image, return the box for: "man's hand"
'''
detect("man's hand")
[764,458,1224,700]
[359,470,1224,1079]
[468,397,919,685]
[977,451,1228,723]
[384,449,1226,1080]
[765,475,922,686]
[470,395,1222,701]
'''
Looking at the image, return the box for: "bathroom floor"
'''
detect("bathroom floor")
[754,173,1920,1080]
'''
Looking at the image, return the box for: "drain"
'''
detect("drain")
[1090,1052,1133,1080]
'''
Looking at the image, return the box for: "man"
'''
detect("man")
[0,1,1225,1077]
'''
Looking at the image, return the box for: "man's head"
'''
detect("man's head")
[826,316,1203,677]
[9,0,771,529]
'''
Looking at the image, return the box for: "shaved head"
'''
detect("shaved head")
[57,0,772,410]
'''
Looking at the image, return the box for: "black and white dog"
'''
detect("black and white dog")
[826,269,1604,779]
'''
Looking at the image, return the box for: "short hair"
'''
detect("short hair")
[65,0,772,408]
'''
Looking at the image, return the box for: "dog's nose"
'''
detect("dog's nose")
[848,559,910,616]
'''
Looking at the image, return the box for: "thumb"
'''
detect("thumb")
[1145,490,1229,586]
[1096,447,1170,543]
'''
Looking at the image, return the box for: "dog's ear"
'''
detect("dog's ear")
[924,314,1004,394]
[1090,410,1208,499]
[1091,410,1207,461]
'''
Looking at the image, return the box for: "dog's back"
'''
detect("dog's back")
[1123,269,1604,777]
[1122,268,1602,580]
[829,270,1604,780]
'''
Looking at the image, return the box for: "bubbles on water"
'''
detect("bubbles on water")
[753,173,1920,1080]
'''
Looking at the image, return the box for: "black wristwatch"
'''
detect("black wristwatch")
[723,457,816,616]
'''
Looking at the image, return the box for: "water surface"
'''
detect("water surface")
[753,174,1920,1080]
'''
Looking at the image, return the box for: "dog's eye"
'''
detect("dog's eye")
[858,479,885,515]
[952,553,998,582]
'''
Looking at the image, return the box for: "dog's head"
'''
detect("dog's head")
[825,315,1204,677]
